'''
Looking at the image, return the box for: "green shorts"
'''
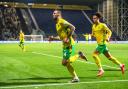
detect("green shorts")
[96,44,109,54]
[63,45,75,60]
[19,40,24,45]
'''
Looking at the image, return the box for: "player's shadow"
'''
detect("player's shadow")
[0,77,69,86]
[89,69,121,71]
[0,81,59,86]
[0,77,93,86]
[11,77,72,80]
[10,76,93,81]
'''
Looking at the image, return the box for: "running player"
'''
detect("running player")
[19,30,25,51]
[49,10,88,82]
[91,12,125,77]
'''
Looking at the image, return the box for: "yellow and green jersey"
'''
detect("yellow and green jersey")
[56,18,75,48]
[19,32,24,42]
[83,34,89,41]
[92,22,112,45]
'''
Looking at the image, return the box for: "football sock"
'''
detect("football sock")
[66,63,78,78]
[93,54,102,69]
[108,56,121,66]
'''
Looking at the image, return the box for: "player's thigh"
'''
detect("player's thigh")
[19,40,23,44]
[62,59,68,66]
[63,46,74,59]
[103,51,112,58]
[70,45,75,56]
[103,46,111,58]
[93,45,102,56]
[93,50,100,58]
[62,46,73,66]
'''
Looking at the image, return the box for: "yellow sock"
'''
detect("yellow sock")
[93,54,102,69]
[69,54,79,63]
[109,56,121,65]
[66,63,78,78]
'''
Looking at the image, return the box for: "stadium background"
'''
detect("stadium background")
[0,0,128,41]
[0,0,128,89]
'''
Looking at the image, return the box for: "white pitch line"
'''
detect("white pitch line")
[77,60,120,69]
[32,52,62,59]
[0,80,128,89]
[32,52,120,69]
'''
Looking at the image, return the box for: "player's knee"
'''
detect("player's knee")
[62,60,68,66]
[62,62,67,66]
[92,54,97,58]
[108,56,114,60]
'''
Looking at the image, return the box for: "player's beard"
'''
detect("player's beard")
[53,17,58,22]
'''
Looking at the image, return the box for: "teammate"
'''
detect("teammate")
[91,12,125,76]
[19,30,25,51]
[83,33,89,43]
[49,10,88,82]
[88,34,92,43]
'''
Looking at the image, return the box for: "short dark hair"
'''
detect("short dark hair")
[93,12,102,19]
[54,9,62,14]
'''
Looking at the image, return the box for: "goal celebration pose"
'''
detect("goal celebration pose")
[49,10,88,82]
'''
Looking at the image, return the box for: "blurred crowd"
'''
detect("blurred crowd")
[0,6,21,40]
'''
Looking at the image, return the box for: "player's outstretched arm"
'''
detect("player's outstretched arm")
[48,36,60,41]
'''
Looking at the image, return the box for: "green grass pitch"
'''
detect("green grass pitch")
[0,43,128,89]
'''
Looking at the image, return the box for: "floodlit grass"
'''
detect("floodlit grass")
[0,43,128,89]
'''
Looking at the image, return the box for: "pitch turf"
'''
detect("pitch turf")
[0,43,128,89]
